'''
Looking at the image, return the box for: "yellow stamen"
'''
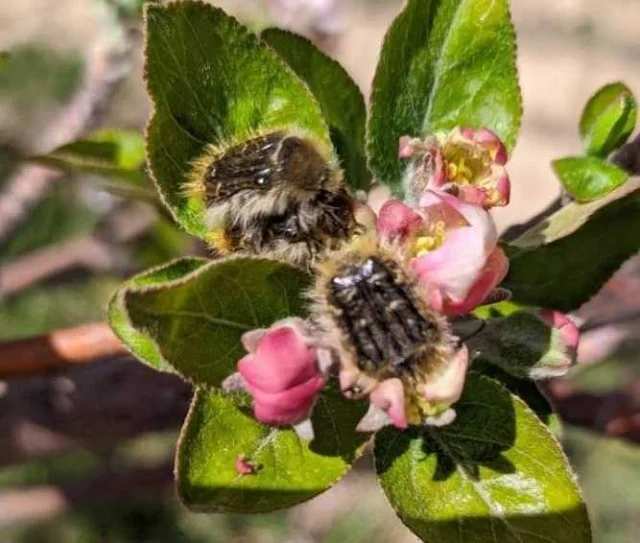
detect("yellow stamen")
[412,221,447,257]
[446,162,458,180]
[414,236,436,256]
[457,158,474,183]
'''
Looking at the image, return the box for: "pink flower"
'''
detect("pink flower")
[355,345,470,431]
[400,128,510,209]
[237,318,325,426]
[378,192,508,315]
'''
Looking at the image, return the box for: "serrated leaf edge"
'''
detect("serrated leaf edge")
[261,26,371,191]
[366,0,523,189]
[142,1,333,238]
[373,372,592,542]
[107,257,210,374]
[175,386,364,514]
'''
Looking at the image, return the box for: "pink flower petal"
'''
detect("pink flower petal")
[429,148,447,188]
[420,191,470,230]
[377,199,423,240]
[250,375,325,426]
[460,127,508,165]
[413,223,489,302]
[420,191,498,251]
[238,327,318,393]
[356,403,393,433]
[457,185,488,207]
[354,203,377,231]
[421,283,444,312]
[495,169,511,205]
[241,328,267,354]
[442,246,509,315]
[370,378,408,429]
[423,345,469,406]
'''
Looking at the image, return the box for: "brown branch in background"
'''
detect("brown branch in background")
[0,323,126,378]
[544,380,640,443]
[501,133,640,243]
[0,357,190,468]
[0,462,173,529]
[0,324,637,467]
[0,167,60,246]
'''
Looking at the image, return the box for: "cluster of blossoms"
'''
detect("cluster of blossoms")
[229,128,580,434]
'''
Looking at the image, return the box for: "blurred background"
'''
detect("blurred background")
[0,0,639,541]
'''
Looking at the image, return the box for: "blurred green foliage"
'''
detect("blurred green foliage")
[0,44,83,106]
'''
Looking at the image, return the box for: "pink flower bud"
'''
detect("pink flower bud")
[536,310,580,353]
[237,319,325,426]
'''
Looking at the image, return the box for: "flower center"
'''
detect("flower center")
[443,142,491,186]
[412,220,446,257]
[402,378,451,425]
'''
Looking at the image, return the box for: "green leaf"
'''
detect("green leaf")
[579,82,637,157]
[262,28,370,192]
[473,363,561,436]
[375,373,591,543]
[51,129,145,171]
[144,2,331,238]
[502,181,640,311]
[552,156,628,202]
[30,129,154,200]
[107,258,209,373]
[176,385,369,513]
[124,257,311,385]
[367,0,522,191]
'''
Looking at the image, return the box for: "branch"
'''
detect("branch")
[0,323,126,378]
[0,356,190,468]
[544,380,640,443]
[500,195,563,243]
[501,134,640,244]
[0,239,121,298]
[0,319,637,472]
